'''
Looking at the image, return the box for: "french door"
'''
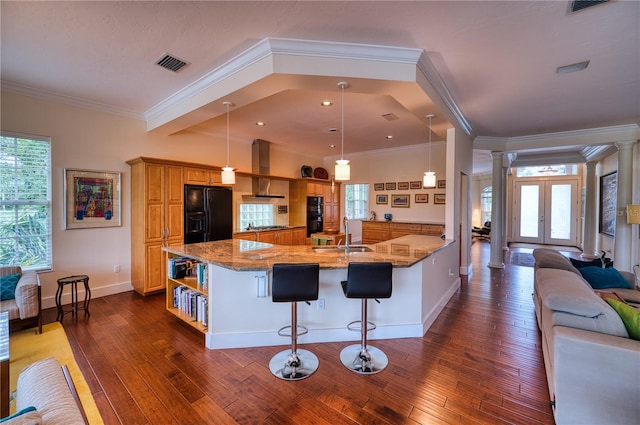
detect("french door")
[513,179,579,246]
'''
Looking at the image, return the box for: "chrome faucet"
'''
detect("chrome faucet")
[343,216,350,253]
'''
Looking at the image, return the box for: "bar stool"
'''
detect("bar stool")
[340,262,393,374]
[56,275,90,322]
[268,263,320,380]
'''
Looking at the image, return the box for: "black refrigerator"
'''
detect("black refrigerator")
[184,185,233,244]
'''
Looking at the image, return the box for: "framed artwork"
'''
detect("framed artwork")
[64,169,121,229]
[599,171,617,236]
[397,181,409,190]
[376,194,388,204]
[434,193,446,204]
[391,194,410,207]
[374,183,385,191]
[415,194,429,203]
[385,182,396,191]
[437,179,446,189]
[410,181,422,189]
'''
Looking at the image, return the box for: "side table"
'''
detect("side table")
[56,275,91,322]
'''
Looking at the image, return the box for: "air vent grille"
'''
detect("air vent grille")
[155,53,190,72]
[570,0,608,13]
[381,113,399,121]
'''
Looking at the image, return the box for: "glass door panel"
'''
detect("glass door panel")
[520,185,540,238]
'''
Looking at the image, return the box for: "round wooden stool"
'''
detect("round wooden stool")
[56,275,90,322]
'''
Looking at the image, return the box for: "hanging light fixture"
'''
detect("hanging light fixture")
[423,114,436,188]
[221,101,235,184]
[335,81,350,181]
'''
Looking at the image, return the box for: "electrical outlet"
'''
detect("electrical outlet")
[317,298,325,310]
[113,265,120,273]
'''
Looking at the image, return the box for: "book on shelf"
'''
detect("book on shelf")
[172,285,208,328]
[168,257,207,289]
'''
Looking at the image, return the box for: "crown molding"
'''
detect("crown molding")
[145,37,425,124]
[1,80,143,120]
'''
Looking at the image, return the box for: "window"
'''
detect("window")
[0,132,52,270]
[344,184,369,220]
[239,203,274,230]
[481,186,492,224]
[515,164,578,177]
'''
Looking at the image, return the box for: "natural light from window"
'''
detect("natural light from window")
[344,184,369,220]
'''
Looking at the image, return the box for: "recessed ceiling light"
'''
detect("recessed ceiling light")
[329,128,338,132]
[329,144,336,148]
[386,135,393,140]
[256,121,266,126]
[321,101,333,107]
[556,60,590,74]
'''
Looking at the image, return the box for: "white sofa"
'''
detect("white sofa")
[0,266,41,334]
[533,249,640,425]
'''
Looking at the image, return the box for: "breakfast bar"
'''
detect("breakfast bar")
[164,235,460,349]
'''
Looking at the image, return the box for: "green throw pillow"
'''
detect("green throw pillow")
[605,299,640,340]
[0,273,20,301]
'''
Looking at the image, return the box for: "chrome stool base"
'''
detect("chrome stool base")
[269,348,319,380]
[340,344,388,374]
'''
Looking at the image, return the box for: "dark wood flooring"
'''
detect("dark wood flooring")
[45,241,555,424]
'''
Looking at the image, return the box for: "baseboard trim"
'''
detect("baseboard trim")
[42,281,134,309]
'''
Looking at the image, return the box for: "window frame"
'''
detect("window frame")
[0,131,52,271]
[344,183,369,220]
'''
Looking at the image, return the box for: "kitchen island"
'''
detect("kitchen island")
[164,235,460,349]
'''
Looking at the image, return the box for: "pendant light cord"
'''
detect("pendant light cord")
[340,83,345,160]
[224,101,231,166]
[428,114,432,172]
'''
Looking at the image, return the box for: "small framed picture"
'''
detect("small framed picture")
[397,181,409,190]
[391,194,410,208]
[410,181,422,189]
[376,194,388,204]
[415,194,429,203]
[437,179,446,189]
[434,193,446,204]
[374,183,385,191]
[385,182,396,191]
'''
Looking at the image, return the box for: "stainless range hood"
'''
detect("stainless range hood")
[244,139,285,199]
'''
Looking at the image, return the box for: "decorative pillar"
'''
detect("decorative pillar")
[613,141,636,271]
[502,165,509,251]
[582,161,599,259]
[488,152,505,269]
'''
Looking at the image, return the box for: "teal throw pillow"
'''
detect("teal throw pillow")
[605,299,640,340]
[578,266,632,290]
[0,273,21,301]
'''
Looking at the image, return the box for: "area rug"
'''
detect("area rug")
[9,322,103,424]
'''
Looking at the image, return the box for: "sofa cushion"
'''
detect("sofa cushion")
[532,249,580,275]
[0,273,21,301]
[605,299,640,340]
[0,406,41,425]
[542,275,609,318]
[578,266,633,290]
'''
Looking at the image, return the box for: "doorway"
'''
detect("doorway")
[513,178,579,246]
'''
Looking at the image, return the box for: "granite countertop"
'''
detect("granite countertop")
[364,220,446,225]
[164,235,453,271]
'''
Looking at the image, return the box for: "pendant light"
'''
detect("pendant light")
[423,114,436,188]
[335,81,350,181]
[221,101,236,184]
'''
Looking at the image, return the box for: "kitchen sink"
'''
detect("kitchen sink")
[312,245,373,253]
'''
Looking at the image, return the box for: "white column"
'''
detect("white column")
[582,161,599,259]
[488,152,504,269]
[613,141,636,271]
[502,166,509,251]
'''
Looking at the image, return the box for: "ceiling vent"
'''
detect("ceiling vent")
[381,113,399,121]
[570,0,608,13]
[155,53,190,72]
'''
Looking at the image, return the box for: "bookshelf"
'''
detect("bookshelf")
[166,253,209,333]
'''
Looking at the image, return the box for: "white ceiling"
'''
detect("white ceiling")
[1,1,638,173]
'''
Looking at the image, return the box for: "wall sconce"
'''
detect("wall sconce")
[627,204,640,224]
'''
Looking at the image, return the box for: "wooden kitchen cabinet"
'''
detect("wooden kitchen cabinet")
[292,227,307,245]
[256,229,293,245]
[362,221,444,243]
[128,158,184,295]
[289,179,341,234]
[184,166,222,185]
[233,232,257,241]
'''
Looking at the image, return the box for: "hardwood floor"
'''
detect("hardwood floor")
[50,241,555,424]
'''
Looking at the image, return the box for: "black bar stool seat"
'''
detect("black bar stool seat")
[340,262,393,374]
[268,263,320,380]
